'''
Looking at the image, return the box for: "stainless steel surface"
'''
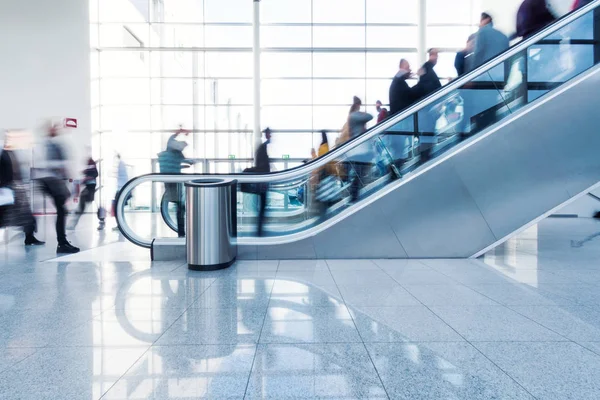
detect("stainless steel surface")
[186,179,237,269]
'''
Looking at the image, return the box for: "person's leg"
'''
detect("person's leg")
[176,200,185,237]
[350,163,364,202]
[257,192,267,236]
[53,186,68,245]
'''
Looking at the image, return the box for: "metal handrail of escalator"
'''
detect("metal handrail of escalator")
[116,0,600,249]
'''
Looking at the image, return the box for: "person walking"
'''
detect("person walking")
[389,59,415,116]
[471,12,510,70]
[455,35,476,76]
[414,48,442,102]
[37,124,79,253]
[375,101,389,123]
[254,128,271,236]
[158,128,192,237]
[68,153,98,230]
[0,132,44,246]
[517,0,556,39]
[346,97,374,202]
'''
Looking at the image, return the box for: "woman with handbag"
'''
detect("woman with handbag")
[0,131,44,246]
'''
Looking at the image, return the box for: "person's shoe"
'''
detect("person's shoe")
[24,236,45,246]
[57,242,80,254]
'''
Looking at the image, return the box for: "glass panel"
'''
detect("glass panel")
[366,26,419,49]
[366,53,419,78]
[205,52,253,77]
[150,51,194,77]
[313,53,366,78]
[270,133,313,159]
[99,0,150,23]
[261,26,312,48]
[528,44,593,83]
[313,0,366,23]
[366,0,419,23]
[204,79,254,105]
[101,78,150,105]
[99,23,150,47]
[151,106,194,130]
[100,105,151,130]
[160,2,203,23]
[427,0,476,24]
[150,78,195,105]
[204,0,252,23]
[313,106,354,130]
[262,0,312,23]
[150,24,204,47]
[427,26,474,49]
[261,53,312,78]
[262,106,313,130]
[100,51,150,77]
[313,79,366,105]
[262,80,312,105]
[205,26,253,48]
[313,26,366,48]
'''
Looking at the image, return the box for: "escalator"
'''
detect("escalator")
[116,2,600,259]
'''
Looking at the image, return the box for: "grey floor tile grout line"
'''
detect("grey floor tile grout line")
[376,261,540,400]
[97,272,220,399]
[242,259,280,399]
[324,259,392,400]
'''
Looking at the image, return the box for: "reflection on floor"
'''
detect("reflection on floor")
[1,216,600,398]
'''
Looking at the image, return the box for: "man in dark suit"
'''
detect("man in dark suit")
[389,58,414,116]
[254,128,271,236]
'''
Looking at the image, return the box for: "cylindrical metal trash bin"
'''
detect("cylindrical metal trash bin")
[185,178,237,271]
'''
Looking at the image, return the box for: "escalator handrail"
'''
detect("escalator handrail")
[116,1,600,248]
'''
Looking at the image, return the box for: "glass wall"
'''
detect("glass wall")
[91,0,483,204]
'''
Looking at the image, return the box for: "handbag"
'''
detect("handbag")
[0,188,15,206]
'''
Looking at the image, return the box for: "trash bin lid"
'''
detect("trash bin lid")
[185,178,238,188]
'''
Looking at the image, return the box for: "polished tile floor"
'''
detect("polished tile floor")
[1,216,600,399]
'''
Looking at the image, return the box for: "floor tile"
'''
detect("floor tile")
[245,343,387,399]
[403,284,498,306]
[349,306,464,342]
[468,283,575,306]
[277,259,329,272]
[155,307,266,345]
[102,345,256,399]
[385,268,457,285]
[475,342,600,400]
[508,305,600,342]
[326,259,381,271]
[270,281,343,307]
[0,347,37,374]
[0,346,149,399]
[338,283,421,307]
[367,342,535,399]
[431,305,568,342]
[372,259,430,272]
[191,280,273,310]
[260,305,362,344]
[275,269,337,287]
[330,270,395,286]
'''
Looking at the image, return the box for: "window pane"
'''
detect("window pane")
[262,106,313,129]
[262,0,311,23]
[101,105,151,130]
[205,26,253,48]
[151,51,194,77]
[313,53,366,78]
[101,78,150,104]
[151,78,195,105]
[366,26,419,49]
[270,133,313,158]
[99,0,150,23]
[261,53,312,78]
[427,26,474,49]
[313,0,365,23]
[366,53,418,78]
[313,79,366,105]
[365,78,393,106]
[205,79,253,105]
[205,52,253,77]
[150,24,204,47]
[160,2,203,23]
[99,23,150,47]
[262,80,312,105]
[433,52,459,79]
[313,26,366,48]
[151,105,194,130]
[261,26,311,48]
[427,0,474,24]
[205,106,254,131]
[100,51,150,77]
[366,0,418,23]
[205,0,252,22]
[313,106,353,130]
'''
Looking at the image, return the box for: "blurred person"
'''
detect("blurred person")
[572,0,594,9]
[347,97,374,203]
[336,97,362,148]
[111,153,130,231]
[254,128,271,236]
[389,59,415,115]
[158,128,192,237]
[68,150,98,230]
[455,34,477,76]
[375,101,389,123]
[414,49,442,101]
[471,13,510,70]
[0,131,44,246]
[317,130,330,157]
[517,0,556,39]
[37,124,79,253]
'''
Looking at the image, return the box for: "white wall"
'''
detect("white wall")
[0,0,91,164]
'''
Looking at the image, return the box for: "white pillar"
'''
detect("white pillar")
[418,0,427,64]
[253,0,262,152]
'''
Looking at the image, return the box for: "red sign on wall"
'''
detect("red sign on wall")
[64,118,78,128]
